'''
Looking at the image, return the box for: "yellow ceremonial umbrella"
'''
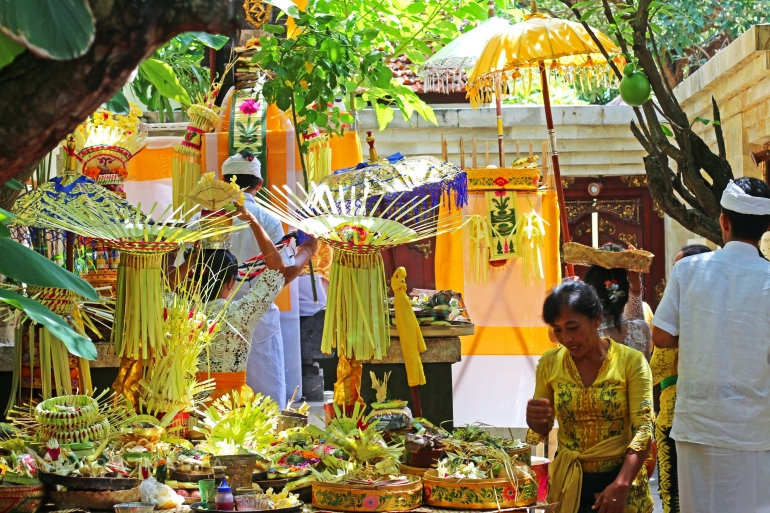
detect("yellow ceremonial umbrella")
[466,2,623,276]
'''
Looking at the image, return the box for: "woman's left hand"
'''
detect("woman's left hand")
[627,270,641,295]
[593,481,629,513]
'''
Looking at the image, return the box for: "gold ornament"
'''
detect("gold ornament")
[243,0,271,29]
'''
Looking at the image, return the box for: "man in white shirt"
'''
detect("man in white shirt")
[653,177,770,513]
[222,151,288,404]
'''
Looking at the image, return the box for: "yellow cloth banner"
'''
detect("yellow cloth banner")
[392,267,427,386]
[435,191,561,356]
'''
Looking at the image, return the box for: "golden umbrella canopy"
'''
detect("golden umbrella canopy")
[466,12,623,105]
[466,7,623,276]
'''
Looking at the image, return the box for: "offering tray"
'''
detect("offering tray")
[422,469,537,510]
[37,470,139,491]
[190,501,304,513]
[312,475,422,512]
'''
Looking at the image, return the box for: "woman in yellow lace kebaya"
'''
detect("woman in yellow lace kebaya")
[649,244,711,513]
[527,281,654,513]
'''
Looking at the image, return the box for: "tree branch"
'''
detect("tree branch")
[645,154,723,245]
[712,96,727,160]
[0,0,245,186]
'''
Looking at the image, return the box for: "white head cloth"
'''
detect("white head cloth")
[720,180,770,215]
[222,153,262,179]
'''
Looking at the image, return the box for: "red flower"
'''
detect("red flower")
[103,112,110,120]
[356,418,370,431]
[502,486,517,501]
[208,322,218,334]
[239,98,260,115]
[424,486,432,500]
[163,308,168,321]
[493,176,509,187]
[494,190,506,197]
[532,176,539,186]
[604,280,612,287]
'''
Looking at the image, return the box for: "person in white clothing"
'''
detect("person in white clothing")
[653,177,770,513]
[221,151,295,404]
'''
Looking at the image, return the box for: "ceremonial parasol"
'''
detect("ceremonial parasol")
[310,133,468,217]
[466,1,623,276]
[419,1,511,166]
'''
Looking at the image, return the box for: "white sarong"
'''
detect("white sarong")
[677,440,770,513]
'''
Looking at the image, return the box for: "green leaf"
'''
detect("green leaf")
[4,179,23,190]
[0,223,9,237]
[139,58,192,106]
[105,90,130,114]
[0,288,96,360]
[693,116,711,126]
[372,65,393,89]
[0,206,16,223]
[262,0,300,18]
[579,7,601,21]
[0,32,23,70]
[262,24,287,35]
[406,2,426,14]
[0,0,95,60]
[276,89,293,111]
[0,238,98,300]
[660,124,673,136]
[713,120,721,126]
[186,32,229,50]
[373,102,395,131]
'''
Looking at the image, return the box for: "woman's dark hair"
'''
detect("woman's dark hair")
[194,249,239,302]
[581,245,630,330]
[721,177,770,241]
[679,244,712,259]
[543,281,603,325]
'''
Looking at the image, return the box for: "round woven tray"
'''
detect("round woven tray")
[49,487,141,510]
[0,483,46,513]
[562,242,654,272]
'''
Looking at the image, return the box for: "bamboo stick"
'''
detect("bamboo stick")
[472,138,478,168]
[485,141,490,167]
[460,138,465,169]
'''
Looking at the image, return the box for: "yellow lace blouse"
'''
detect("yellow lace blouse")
[527,339,654,512]
[649,348,677,429]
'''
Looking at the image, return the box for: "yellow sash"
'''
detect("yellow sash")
[547,433,631,513]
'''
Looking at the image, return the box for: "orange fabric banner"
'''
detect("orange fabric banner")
[435,190,561,356]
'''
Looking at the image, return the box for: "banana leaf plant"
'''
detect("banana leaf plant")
[0,0,96,70]
[0,206,98,360]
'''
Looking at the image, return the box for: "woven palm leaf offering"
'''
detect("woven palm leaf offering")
[186,172,246,250]
[563,241,654,272]
[73,105,147,199]
[253,180,466,408]
[2,281,114,415]
[28,197,244,404]
[172,62,235,220]
[425,424,538,510]
[309,404,421,512]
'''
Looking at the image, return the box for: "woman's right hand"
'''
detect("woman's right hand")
[526,398,552,435]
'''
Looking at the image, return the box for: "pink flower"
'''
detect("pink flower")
[362,495,379,510]
[239,98,260,115]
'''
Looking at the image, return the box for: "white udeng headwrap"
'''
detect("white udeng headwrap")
[720,180,770,215]
[222,153,262,179]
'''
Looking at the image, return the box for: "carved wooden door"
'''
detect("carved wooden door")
[382,239,437,292]
[563,176,667,310]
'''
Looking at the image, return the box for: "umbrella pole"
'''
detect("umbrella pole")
[495,76,505,167]
[539,62,575,277]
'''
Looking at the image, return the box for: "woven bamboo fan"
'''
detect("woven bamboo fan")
[563,242,654,272]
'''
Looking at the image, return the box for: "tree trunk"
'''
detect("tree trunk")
[0,160,40,211]
[0,0,245,186]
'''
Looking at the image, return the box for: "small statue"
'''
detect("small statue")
[366,131,379,163]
